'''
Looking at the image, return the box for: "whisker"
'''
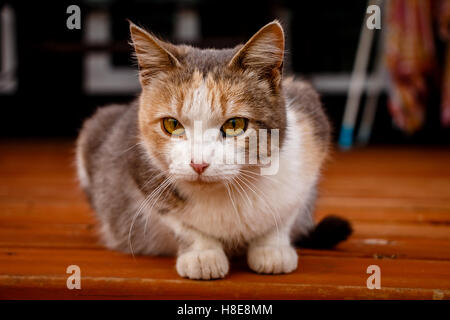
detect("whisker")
[117,139,144,157]
[224,180,243,227]
[232,176,253,208]
[143,176,175,236]
[141,170,170,189]
[128,175,171,256]
[239,168,281,184]
[238,175,281,245]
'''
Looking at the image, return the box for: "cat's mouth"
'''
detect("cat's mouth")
[174,173,231,185]
[190,175,224,184]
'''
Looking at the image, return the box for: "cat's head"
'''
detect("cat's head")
[130,21,287,184]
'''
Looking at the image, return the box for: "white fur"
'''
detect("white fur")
[158,102,320,279]
[176,249,229,280]
[248,245,298,274]
[166,79,243,183]
[175,106,316,240]
[76,143,90,189]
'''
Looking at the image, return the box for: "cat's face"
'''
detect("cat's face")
[130,21,287,184]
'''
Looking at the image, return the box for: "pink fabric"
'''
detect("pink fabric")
[385,0,450,132]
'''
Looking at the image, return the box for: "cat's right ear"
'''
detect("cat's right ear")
[129,21,181,86]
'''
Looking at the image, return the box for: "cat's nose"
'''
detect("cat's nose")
[190,161,209,175]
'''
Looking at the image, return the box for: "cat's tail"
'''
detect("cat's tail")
[295,215,353,249]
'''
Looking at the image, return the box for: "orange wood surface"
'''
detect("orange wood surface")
[1,140,450,299]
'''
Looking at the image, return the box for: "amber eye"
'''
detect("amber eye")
[162,118,185,136]
[221,118,248,137]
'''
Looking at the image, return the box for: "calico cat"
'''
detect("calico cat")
[76,20,351,280]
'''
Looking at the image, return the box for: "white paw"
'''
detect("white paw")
[176,249,229,280]
[247,245,298,274]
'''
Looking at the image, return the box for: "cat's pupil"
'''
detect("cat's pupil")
[170,119,178,129]
[231,119,236,129]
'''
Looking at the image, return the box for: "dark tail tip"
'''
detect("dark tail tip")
[295,215,353,249]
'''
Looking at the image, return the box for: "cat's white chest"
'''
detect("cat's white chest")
[179,184,291,242]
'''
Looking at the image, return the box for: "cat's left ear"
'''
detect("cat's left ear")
[228,20,285,88]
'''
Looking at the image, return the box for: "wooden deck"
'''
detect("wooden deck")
[1,140,449,299]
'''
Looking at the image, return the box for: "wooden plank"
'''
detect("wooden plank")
[2,198,450,226]
[1,220,450,261]
[1,141,450,299]
[316,198,450,224]
[0,248,449,299]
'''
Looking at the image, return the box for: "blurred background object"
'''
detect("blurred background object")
[385,0,450,134]
[0,4,17,94]
[0,0,449,146]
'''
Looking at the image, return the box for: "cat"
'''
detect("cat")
[76,20,352,280]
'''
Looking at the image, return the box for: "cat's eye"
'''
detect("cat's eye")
[221,118,248,137]
[162,118,185,136]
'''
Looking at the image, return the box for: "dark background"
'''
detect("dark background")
[1,0,449,145]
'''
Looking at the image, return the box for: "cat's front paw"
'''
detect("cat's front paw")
[247,245,298,274]
[176,249,229,280]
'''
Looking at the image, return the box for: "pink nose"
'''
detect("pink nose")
[190,161,209,175]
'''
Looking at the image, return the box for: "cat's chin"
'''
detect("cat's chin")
[190,176,224,184]
[176,174,231,185]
